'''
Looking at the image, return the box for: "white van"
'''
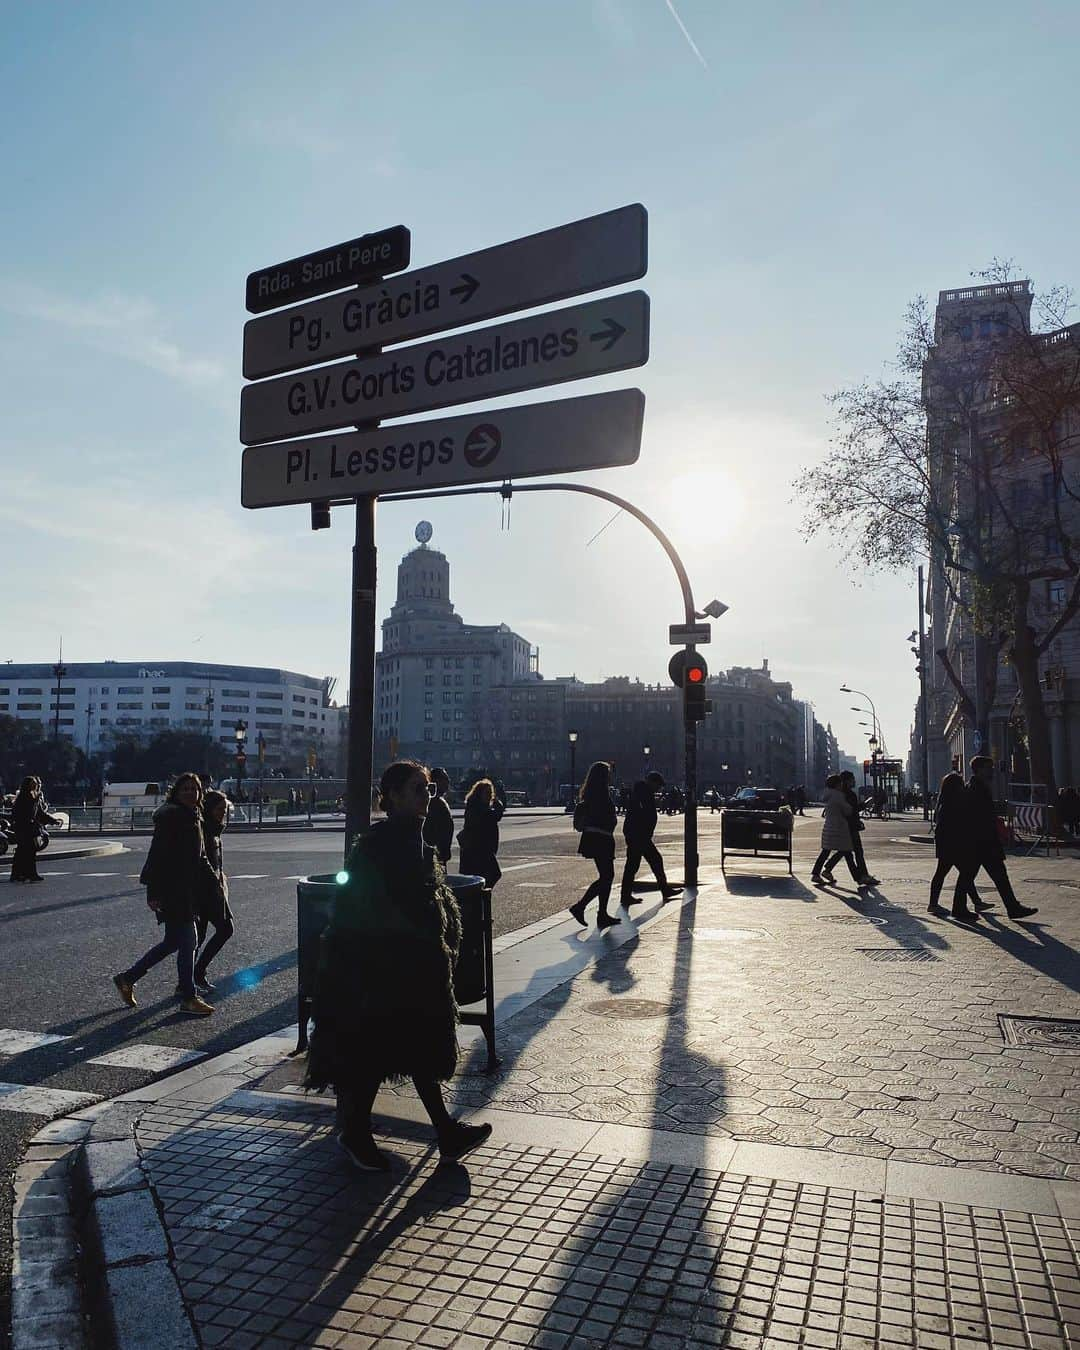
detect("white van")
[101,782,164,809]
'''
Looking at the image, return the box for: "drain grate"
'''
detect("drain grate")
[856,947,937,963]
[999,1015,1080,1049]
[690,927,773,942]
[585,998,679,1019]
[818,915,889,926]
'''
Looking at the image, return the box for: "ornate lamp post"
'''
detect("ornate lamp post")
[234,719,248,798]
[568,730,578,804]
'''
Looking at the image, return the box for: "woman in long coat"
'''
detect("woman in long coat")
[457,777,504,888]
[569,761,620,930]
[927,771,984,923]
[811,775,860,884]
[113,773,217,1016]
[305,760,492,1172]
[9,777,53,883]
[193,790,235,991]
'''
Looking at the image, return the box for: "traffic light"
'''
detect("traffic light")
[669,650,710,722]
[311,500,331,530]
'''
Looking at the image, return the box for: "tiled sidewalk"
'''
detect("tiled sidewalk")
[135,1094,1080,1349]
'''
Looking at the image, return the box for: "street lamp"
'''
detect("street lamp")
[234,719,248,797]
[568,730,578,803]
[643,744,651,775]
[52,644,67,745]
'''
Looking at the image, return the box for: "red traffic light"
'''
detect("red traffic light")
[687,665,705,683]
[668,650,709,688]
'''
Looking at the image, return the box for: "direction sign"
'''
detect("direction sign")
[241,389,645,508]
[669,623,712,645]
[245,226,411,314]
[243,204,647,380]
[239,290,649,446]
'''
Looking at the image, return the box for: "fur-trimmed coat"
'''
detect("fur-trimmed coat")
[819,787,854,853]
[305,815,463,1091]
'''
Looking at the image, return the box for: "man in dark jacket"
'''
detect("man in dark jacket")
[423,767,454,864]
[968,756,1037,920]
[620,771,681,907]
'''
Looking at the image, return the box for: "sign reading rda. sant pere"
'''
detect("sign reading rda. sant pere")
[245,225,410,313]
[240,290,649,446]
[241,389,644,507]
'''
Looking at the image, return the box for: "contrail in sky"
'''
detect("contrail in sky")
[664,0,708,69]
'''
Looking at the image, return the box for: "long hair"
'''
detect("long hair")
[464,777,494,808]
[579,761,610,804]
[167,772,203,807]
[936,770,966,809]
[16,775,38,799]
[203,789,230,833]
[378,760,428,814]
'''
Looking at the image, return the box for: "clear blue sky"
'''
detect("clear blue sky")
[2,1,1077,770]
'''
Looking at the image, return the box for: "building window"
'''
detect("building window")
[17,688,43,695]
[424,729,433,741]
[152,702,170,710]
[1049,581,1067,608]
[117,702,141,710]
[17,703,42,711]
[152,686,171,694]
[424,711,433,722]
[1046,530,1063,556]
[117,686,144,694]
[256,691,283,700]
[255,707,282,716]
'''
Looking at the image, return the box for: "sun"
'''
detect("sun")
[667,468,746,541]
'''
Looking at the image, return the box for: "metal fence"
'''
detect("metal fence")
[59,804,284,833]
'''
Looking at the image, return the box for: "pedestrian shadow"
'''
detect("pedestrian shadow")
[590,931,639,995]
[960,916,1080,996]
[834,892,950,952]
[0,886,143,924]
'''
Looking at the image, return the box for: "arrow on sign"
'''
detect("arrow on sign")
[464,424,501,468]
[450,273,479,304]
[590,317,626,352]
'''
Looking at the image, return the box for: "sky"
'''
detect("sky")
[2,0,1078,770]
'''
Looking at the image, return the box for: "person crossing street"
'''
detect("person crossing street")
[620,771,681,908]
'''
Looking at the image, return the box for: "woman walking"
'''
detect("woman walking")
[569,761,620,930]
[9,777,55,884]
[811,774,861,885]
[305,760,491,1171]
[113,773,217,1016]
[838,770,879,886]
[927,770,984,923]
[193,790,235,991]
[457,778,504,889]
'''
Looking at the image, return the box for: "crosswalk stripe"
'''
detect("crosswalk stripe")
[0,1029,72,1054]
[0,1082,101,1116]
[517,883,556,888]
[230,874,269,880]
[88,1044,207,1072]
[82,872,119,877]
[501,860,556,873]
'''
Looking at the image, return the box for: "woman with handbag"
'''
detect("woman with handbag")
[569,761,620,930]
[305,760,492,1171]
[193,790,235,992]
[9,777,56,884]
[113,773,218,1016]
[457,778,504,889]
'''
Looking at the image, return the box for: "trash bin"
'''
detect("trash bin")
[292,870,499,1070]
[720,807,793,874]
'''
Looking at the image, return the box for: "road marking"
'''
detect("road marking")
[0,1083,101,1115]
[81,872,120,877]
[87,1044,207,1072]
[501,860,556,873]
[230,874,269,880]
[517,883,556,888]
[37,871,69,876]
[0,1030,72,1054]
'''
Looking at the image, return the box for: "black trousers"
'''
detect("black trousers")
[10,840,41,882]
[621,837,667,895]
[978,854,1021,912]
[929,859,980,909]
[813,848,860,880]
[339,1072,450,1143]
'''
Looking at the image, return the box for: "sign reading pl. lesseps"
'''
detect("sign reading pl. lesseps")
[241,389,645,507]
[242,204,647,380]
[239,290,649,446]
[245,225,411,314]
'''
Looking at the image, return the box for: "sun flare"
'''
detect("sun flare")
[667,468,746,541]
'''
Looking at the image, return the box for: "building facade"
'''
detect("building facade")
[0,662,343,774]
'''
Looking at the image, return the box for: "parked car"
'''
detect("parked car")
[726,786,784,812]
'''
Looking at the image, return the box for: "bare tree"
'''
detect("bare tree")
[798,263,1080,796]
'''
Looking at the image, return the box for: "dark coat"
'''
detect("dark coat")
[967,776,1004,862]
[141,802,218,925]
[458,798,504,887]
[304,815,463,1091]
[933,791,976,870]
[11,793,48,845]
[575,794,617,860]
[423,795,454,864]
[623,780,658,843]
[199,820,232,927]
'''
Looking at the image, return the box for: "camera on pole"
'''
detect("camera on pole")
[669,649,711,722]
[310,500,331,530]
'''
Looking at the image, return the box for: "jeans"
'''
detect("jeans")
[123,920,199,999]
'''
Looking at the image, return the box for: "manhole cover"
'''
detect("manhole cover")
[690,927,773,942]
[818,916,889,926]
[856,947,937,963]
[999,1015,1080,1049]
[586,998,678,1019]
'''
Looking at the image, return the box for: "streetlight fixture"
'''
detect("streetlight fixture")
[52,642,67,745]
[568,730,578,804]
[643,744,651,774]
[234,719,248,797]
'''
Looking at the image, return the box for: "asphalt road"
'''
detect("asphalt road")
[0,809,923,1344]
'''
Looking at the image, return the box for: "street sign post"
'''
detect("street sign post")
[243,204,647,379]
[240,290,649,445]
[241,389,645,508]
[245,226,411,313]
[669,623,711,645]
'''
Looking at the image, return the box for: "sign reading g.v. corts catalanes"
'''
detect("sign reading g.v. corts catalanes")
[241,389,645,508]
[239,290,649,446]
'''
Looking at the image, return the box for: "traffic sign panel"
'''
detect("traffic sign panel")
[245,226,410,314]
[242,204,647,380]
[241,388,645,508]
[239,290,649,446]
[669,623,711,645]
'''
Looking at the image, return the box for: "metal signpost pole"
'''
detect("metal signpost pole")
[345,494,377,854]
[918,565,931,821]
[684,668,698,884]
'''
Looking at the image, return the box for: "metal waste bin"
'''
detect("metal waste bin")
[292,871,499,1071]
[720,807,793,874]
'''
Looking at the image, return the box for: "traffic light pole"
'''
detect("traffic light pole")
[377,478,702,886]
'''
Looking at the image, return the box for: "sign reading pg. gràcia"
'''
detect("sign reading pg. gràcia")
[242,205,647,380]
[240,389,645,507]
[239,291,649,447]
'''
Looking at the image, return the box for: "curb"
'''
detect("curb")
[0,841,129,870]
